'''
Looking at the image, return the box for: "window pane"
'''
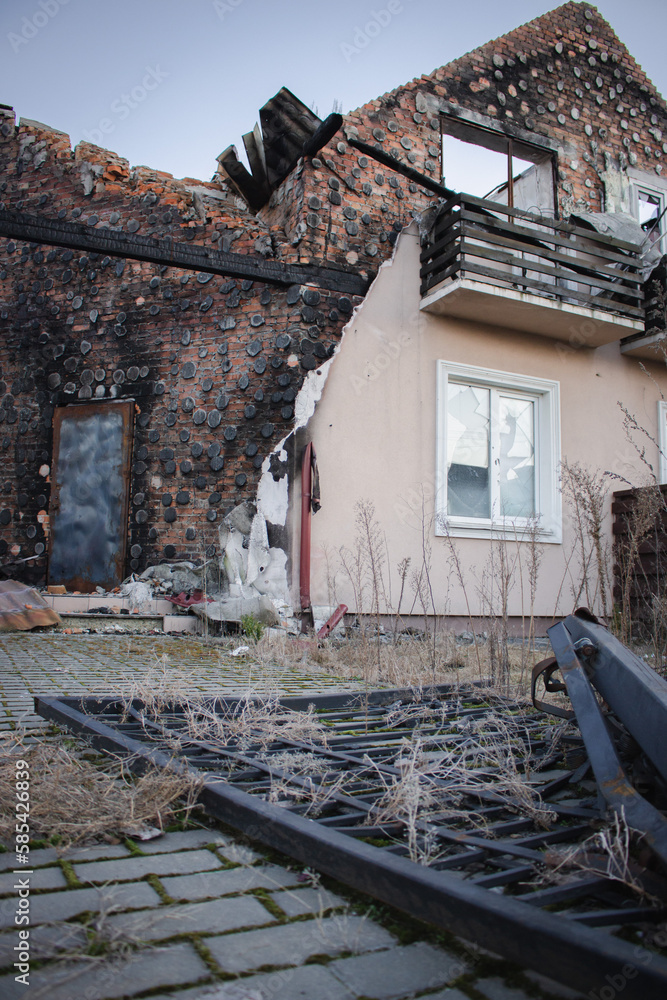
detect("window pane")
[447,383,490,517]
[638,190,661,229]
[499,395,535,517]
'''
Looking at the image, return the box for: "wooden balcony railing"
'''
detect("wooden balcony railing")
[420,193,645,324]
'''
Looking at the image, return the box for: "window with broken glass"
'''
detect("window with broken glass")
[436,361,561,541]
[635,186,666,255]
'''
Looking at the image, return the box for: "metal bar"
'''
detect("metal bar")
[33,694,667,999]
[0,209,369,296]
[556,615,667,783]
[347,138,455,198]
[547,621,667,870]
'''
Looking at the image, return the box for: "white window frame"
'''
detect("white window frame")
[658,401,667,484]
[629,178,667,255]
[436,361,561,542]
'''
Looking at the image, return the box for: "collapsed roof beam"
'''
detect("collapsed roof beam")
[0,209,369,295]
[348,137,454,199]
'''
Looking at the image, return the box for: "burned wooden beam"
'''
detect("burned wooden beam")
[217,145,269,210]
[348,137,454,199]
[0,209,369,295]
[302,113,343,159]
[260,87,321,187]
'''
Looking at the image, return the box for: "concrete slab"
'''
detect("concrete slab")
[73,848,224,884]
[161,863,302,901]
[0,880,161,930]
[328,941,467,999]
[104,894,275,942]
[0,940,210,1000]
[207,913,396,973]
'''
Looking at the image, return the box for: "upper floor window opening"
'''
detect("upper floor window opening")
[440,114,557,216]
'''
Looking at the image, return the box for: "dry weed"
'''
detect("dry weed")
[364,710,555,865]
[305,632,533,694]
[0,732,201,849]
[541,809,658,902]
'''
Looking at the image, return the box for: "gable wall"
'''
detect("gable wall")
[1,2,666,593]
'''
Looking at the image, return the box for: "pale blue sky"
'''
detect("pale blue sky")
[0,0,665,183]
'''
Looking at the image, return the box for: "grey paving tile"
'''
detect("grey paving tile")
[268,885,346,917]
[0,921,87,970]
[0,940,210,1000]
[207,913,396,973]
[150,963,358,999]
[0,848,59,872]
[0,865,68,897]
[74,848,223,884]
[329,941,467,999]
[161,863,301,901]
[61,842,132,863]
[0,880,161,929]
[479,976,577,1000]
[134,829,229,854]
[105,894,275,942]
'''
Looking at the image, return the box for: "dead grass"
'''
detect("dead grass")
[302,631,532,695]
[364,709,556,865]
[0,731,201,849]
[541,809,660,903]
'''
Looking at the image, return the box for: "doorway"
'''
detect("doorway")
[48,401,134,592]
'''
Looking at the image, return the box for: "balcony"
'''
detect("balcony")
[419,194,645,346]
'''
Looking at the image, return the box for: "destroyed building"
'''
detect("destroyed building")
[1,2,667,626]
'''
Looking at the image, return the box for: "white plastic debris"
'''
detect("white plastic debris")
[231,645,250,657]
[118,579,153,613]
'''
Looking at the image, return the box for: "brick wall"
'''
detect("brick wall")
[1,1,666,588]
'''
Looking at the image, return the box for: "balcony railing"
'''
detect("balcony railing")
[420,194,645,330]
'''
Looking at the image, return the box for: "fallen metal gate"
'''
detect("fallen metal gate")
[35,685,667,999]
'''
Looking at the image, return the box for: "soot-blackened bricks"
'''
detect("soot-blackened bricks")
[0,116,362,577]
[1,1,667,581]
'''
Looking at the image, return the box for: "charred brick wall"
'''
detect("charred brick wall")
[2,1,667,589]
[0,115,360,583]
[261,3,667,283]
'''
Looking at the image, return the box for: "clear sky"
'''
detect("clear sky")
[0,0,665,184]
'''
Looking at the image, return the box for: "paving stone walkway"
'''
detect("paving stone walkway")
[0,632,348,733]
[0,632,582,1000]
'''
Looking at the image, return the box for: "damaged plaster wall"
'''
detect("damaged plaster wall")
[301,223,667,621]
[3,3,667,598]
[254,237,403,614]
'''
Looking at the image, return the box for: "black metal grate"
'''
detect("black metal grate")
[36,685,667,999]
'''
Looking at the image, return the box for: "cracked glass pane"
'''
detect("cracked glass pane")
[499,395,535,517]
[447,383,490,517]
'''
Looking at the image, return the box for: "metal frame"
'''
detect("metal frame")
[35,685,667,998]
[48,400,134,592]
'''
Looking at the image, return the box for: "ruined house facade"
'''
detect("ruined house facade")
[1,3,667,624]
